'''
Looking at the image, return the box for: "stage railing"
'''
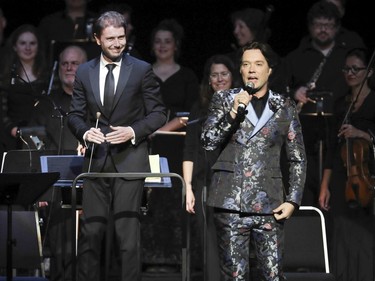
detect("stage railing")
[70,172,190,281]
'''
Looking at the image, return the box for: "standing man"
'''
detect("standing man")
[201,42,306,280]
[67,11,166,281]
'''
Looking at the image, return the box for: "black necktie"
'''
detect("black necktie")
[104,64,116,114]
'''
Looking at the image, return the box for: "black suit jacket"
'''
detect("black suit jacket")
[68,53,166,173]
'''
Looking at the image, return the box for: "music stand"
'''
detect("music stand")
[0,172,59,281]
[300,90,333,116]
[300,90,333,185]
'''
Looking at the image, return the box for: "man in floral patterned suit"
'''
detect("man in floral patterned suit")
[201,42,306,281]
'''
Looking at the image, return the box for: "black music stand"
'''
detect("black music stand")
[0,172,59,281]
[300,90,333,184]
[300,90,333,117]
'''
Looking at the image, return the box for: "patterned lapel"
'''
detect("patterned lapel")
[234,90,285,144]
[248,92,275,138]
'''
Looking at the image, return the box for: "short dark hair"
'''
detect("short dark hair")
[242,41,279,69]
[93,11,127,38]
[307,1,341,26]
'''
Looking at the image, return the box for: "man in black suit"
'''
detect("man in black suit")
[67,11,166,281]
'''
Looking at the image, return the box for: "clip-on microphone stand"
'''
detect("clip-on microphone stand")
[45,61,69,155]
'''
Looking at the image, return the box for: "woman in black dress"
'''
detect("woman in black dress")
[0,24,48,151]
[319,47,375,281]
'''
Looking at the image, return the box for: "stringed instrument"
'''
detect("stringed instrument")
[341,137,375,208]
[339,49,375,208]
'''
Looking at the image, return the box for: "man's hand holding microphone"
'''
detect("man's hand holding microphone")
[230,82,255,120]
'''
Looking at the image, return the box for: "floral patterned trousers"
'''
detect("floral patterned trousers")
[213,211,286,281]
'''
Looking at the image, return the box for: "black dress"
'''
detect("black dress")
[141,66,199,269]
[156,66,199,125]
[324,90,375,281]
[1,77,48,151]
[182,100,221,279]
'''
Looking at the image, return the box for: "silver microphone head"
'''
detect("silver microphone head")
[244,82,256,95]
[245,82,254,89]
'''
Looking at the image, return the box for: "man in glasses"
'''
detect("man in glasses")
[33,45,88,154]
[279,0,365,207]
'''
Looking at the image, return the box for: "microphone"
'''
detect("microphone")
[238,82,256,112]
[11,63,17,85]
[16,126,46,138]
[47,61,58,96]
[243,82,257,95]
[16,126,46,150]
[87,112,101,173]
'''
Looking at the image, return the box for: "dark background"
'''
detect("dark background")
[2,0,373,79]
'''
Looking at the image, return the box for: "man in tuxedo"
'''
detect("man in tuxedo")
[201,42,306,280]
[67,11,166,281]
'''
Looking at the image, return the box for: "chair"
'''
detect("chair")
[283,206,335,281]
[0,210,47,280]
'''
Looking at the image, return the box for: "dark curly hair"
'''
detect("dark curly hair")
[307,0,341,26]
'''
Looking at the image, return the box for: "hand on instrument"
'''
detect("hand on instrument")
[338,124,362,138]
[294,86,315,104]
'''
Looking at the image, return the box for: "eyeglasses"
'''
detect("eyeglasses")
[210,71,231,79]
[342,66,367,75]
[60,61,81,69]
[312,22,336,30]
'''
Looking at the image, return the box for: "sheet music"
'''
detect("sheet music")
[145,154,161,183]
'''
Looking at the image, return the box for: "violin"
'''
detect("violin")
[341,137,375,208]
[339,49,375,208]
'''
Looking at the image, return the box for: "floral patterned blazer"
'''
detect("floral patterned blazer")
[201,87,306,214]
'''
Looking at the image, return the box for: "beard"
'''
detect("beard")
[313,34,334,49]
[102,48,124,62]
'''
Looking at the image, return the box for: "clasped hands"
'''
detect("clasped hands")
[86,125,134,144]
